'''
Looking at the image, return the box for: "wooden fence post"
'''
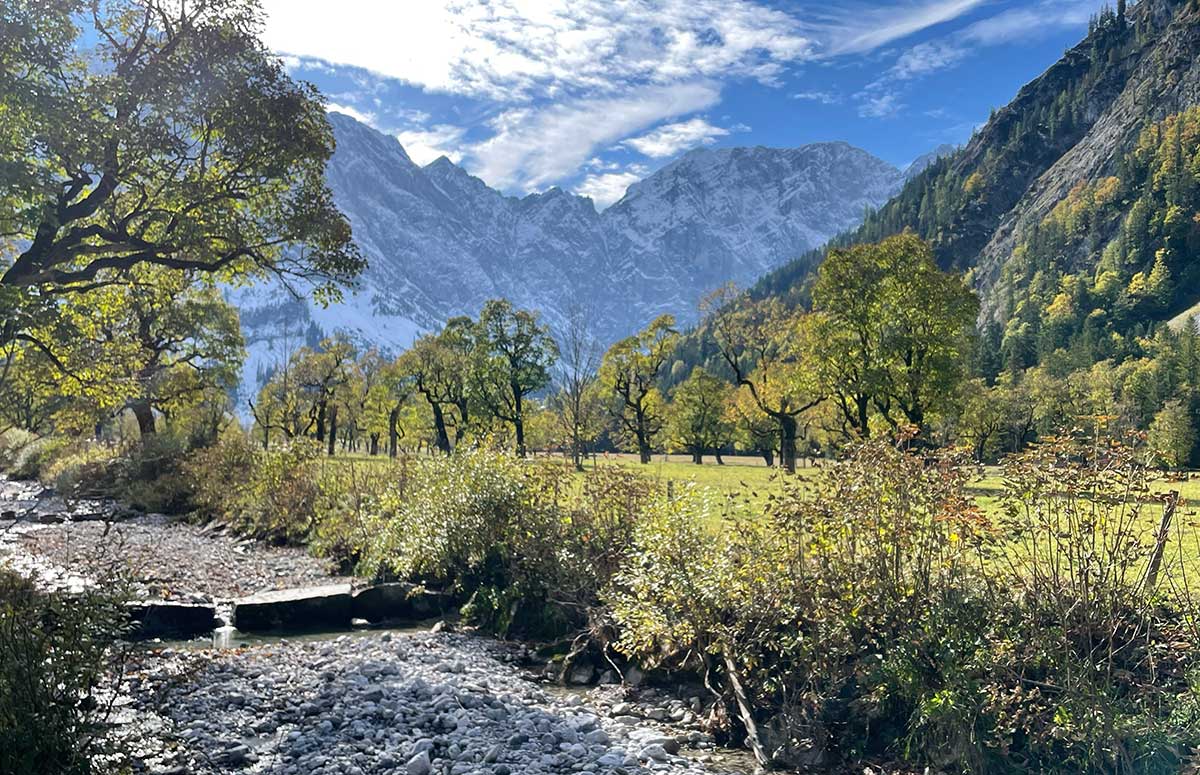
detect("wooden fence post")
[1143,490,1179,592]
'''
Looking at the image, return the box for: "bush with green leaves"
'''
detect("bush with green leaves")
[31,432,197,514]
[360,449,562,634]
[611,435,1200,773]
[981,436,1200,773]
[0,428,38,471]
[0,570,130,775]
[358,449,656,637]
[185,432,321,543]
[308,457,409,570]
[4,433,73,481]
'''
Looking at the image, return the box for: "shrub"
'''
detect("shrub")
[6,434,73,480]
[983,436,1200,772]
[36,433,197,514]
[613,438,992,768]
[0,570,130,774]
[612,436,1200,773]
[185,433,321,542]
[361,449,655,637]
[41,443,122,497]
[0,428,38,471]
[185,429,260,521]
[309,458,407,570]
[108,433,194,513]
[361,449,562,633]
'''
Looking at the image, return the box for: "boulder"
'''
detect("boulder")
[232,584,352,632]
[566,662,596,686]
[350,582,448,624]
[127,601,220,639]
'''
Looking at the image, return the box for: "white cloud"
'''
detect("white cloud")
[853,0,1101,121]
[859,93,904,118]
[585,157,621,172]
[395,125,469,166]
[819,0,986,56]
[791,90,840,104]
[623,118,730,158]
[262,0,814,102]
[575,168,647,209]
[326,102,378,127]
[890,39,967,79]
[965,0,1105,45]
[266,0,1012,192]
[884,0,1108,81]
[470,81,721,190]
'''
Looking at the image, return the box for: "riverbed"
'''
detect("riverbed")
[1,476,760,774]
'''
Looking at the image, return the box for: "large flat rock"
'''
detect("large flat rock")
[350,582,449,624]
[128,601,220,639]
[232,584,353,633]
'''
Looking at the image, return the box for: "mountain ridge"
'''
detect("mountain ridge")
[753,0,1200,330]
[234,114,906,394]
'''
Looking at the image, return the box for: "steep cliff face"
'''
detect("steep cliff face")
[973,0,1200,307]
[756,0,1200,327]
[233,113,905,394]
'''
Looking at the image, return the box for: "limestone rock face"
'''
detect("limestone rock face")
[233,113,904,395]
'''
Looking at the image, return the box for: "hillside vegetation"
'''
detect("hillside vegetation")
[8,1,1200,773]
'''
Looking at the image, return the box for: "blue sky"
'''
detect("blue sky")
[260,0,1108,208]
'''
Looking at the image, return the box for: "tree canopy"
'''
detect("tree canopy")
[600,315,678,465]
[810,232,978,437]
[1,0,363,346]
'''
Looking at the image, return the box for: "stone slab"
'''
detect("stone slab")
[350,582,449,624]
[127,601,220,639]
[232,583,353,632]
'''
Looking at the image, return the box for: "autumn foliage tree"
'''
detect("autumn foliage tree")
[0,0,363,393]
[704,289,820,473]
[600,315,678,464]
[666,368,732,464]
[809,233,978,438]
[474,300,558,457]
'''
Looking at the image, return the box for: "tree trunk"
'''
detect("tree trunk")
[856,394,870,439]
[431,403,452,455]
[636,408,652,464]
[779,414,798,474]
[761,448,774,467]
[691,448,703,465]
[514,416,527,456]
[572,429,584,472]
[388,406,400,458]
[369,433,380,456]
[326,404,337,457]
[715,449,724,465]
[131,401,156,436]
[454,399,469,444]
[315,400,327,443]
[513,385,526,457]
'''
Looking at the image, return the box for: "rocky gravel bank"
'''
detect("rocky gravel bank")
[2,476,759,774]
[114,630,755,775]
[0,476,350,601]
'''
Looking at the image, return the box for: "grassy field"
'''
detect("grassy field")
[335,449,1200,513]
[327,447,1200,579]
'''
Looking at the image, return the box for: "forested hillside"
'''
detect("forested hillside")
[663,0,1200,464]
[758,0,1197,323]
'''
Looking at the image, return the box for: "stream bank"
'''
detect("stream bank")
[0,476,760,774]
[111,629,758,775]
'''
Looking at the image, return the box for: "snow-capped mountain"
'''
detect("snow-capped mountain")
[903,143,958,180]
[234,112,905,392]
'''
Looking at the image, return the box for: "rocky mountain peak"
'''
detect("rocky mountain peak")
[235,113,910,394]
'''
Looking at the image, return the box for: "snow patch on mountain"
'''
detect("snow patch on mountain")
[234,113,907,396]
